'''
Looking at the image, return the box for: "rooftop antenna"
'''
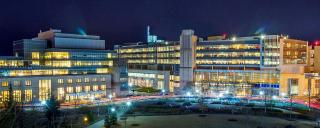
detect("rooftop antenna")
[147,25,150,42]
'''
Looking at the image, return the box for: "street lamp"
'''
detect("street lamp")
[108,94,113,101]
[83,116,88,122]
[272,95,278,100]
[111,107,116,112]
[126,101,132,106]
[259,91,264,96]
[232,37,236,41]
[186,92,191,97]
[259,91,267,113]
[161,89,165,96]
[186,92,191,102]
[41,100,46,105]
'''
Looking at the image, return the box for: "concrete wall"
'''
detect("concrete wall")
[280,73,319,96]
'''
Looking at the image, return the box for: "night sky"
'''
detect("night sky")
[0,0,319,55]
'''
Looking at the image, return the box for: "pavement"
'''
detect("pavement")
[88,114,316,128]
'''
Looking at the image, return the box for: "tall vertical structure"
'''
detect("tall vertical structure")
[111,58,128,96]
[146,26,164,44]
[179,30,197,92]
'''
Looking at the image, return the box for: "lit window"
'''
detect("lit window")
[84,86,90,92]
[25,80,31,86]
[58,79,64,84]
[32,52,40,59]
[2,81,8,87]
[13,81,20,86]
[13,90,21,102]
[93,85,98,91]
[84,78,90,83]
[24,90,32,102]
[101,77,106,82]
[101,85,106,90]
[92,78,97,82]
[1,90,9,101]
[66,87,73,93]
[76,78,81,83]
[39,79,51,101]
[67,79,72,84]
[57,88,64,100]
[76,86,82,93]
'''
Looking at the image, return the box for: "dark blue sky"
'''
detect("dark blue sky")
[0,0,319,55]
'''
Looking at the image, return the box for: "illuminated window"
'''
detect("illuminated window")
[32,52,40,59]
[50,61,71,67]
[25,80,31,86]
[2,81,8,87]
[66,87,73,93]
[286,51,291,55]
[57,88,64,100]
[101,77,106,82]
[39,80,51,101]
[67,79,72,84]
[58,79,63,84]
[13,90,21,102]
[76,78,81,83]
[52,69,68,75]
[107,53,112,58]
[76,86,82,93]
[92,78,97,82]
[13,81,20,86]
[31,61,40,65]
[84,86,90,92]
[1,90,9,101]
[45,52,69,59]
[84,78,90,83]
[24,90,32,102]
[93,85,98,91]
[100,85,106,90]
[97,68,109,73]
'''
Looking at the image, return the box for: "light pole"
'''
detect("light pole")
[161,89,165,96]
[41,100,46,106]
[259,91,266,113]
[124,101,132,128]
[128,83,133,96]
[186,91,191,102]
[305,73,319,111]
[290,94,293,120]
[272,95,278,110]
[108,94,113,102]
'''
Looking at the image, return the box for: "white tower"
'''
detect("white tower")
[179,30,197,92]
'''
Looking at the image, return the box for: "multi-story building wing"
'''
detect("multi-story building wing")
[195,35,308,96]
[0,29,116,104]
[115,41,181,93]
[117,30,310,97]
